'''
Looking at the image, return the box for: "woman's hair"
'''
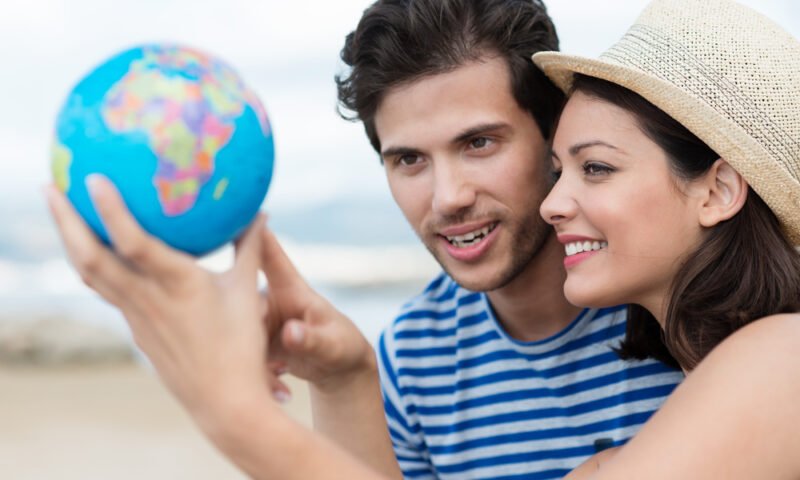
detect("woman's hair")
[569,74,800,371]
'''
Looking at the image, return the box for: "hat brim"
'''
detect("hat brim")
[534,51,676,97]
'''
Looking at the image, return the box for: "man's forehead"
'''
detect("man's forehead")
[379,56,511,104]
[374,58,519,147]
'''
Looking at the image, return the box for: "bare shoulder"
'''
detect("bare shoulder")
[692,312,800,402]
[709,313,800,363]
[586,313,800,479]
[735,312,800,335]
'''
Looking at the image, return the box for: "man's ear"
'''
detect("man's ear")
[696,159,748,228]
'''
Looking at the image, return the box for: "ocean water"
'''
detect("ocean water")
[0,194,439,347]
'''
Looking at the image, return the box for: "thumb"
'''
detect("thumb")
[281,319,324,357]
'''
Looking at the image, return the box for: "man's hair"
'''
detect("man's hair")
[335,0,564,153]
[571,74,800,371]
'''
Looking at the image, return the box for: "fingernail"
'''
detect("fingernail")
[288,323,304,344]
[85,174,104,196]
[274,390,292,404]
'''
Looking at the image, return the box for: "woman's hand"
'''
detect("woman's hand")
[46,176,274,426]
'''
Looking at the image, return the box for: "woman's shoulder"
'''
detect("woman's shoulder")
[588,313,800,479]
[696,312,800,391]
[713,312,800,359]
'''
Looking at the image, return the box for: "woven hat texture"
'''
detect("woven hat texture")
[533,0,800,243]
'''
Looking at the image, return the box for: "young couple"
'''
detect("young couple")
[47,0,800,478]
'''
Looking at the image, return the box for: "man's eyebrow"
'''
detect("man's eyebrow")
[452,122,510,144]
[380,122,510,159]
[381,146,421,159]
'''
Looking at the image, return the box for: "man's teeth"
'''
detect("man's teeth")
[565,240,608,257]
[446,225,494,248]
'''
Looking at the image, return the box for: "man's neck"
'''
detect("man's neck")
[486,231,582,342]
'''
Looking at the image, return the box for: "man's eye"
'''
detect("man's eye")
[398,154,420,166]
[469,137,491,149]
[582,162,614,176]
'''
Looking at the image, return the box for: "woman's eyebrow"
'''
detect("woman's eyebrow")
[568,140,619,156]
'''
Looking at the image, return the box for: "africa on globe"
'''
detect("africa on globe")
[52,44,274,256]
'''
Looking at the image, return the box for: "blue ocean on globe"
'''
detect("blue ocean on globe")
[52,44,274,256]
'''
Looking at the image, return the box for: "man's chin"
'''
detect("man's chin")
[439,262,509,293]
[426,241,512,292]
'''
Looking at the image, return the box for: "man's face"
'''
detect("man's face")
[374,57,553,291]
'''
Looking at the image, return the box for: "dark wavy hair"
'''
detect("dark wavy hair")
[335,0,564,153]
[570,74,800,371]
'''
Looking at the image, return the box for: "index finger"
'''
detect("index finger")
[260,225,309,293]
[232,212,266,283]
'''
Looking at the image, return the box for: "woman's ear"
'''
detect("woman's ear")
[696,159,748,227]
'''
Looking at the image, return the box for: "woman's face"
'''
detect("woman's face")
[540,92,707,318]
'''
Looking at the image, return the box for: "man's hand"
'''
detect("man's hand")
[258,227,402,479]
[46,176,275,424]
[259,226,377,394]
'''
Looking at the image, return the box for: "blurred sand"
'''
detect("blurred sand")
[0,364,311,479]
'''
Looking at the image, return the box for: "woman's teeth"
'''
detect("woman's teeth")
[565,240,607,257]
[446,224,495,248]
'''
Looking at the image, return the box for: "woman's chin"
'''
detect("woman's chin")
[564,283,622,309]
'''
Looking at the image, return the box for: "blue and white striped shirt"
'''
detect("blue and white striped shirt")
[378,273,683,479]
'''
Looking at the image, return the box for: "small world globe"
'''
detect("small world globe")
[52,44,274,256]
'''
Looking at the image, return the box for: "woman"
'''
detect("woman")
[532,0,800,476]
[46,0,800,478]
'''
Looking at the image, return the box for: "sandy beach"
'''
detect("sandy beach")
[0,364,312,480]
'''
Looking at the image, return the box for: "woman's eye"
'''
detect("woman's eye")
[550,168,562,183]
[582,162,614,176]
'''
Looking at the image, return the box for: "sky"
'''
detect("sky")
[0,0,797,218]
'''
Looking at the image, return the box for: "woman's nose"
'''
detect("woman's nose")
[540,177,577,226]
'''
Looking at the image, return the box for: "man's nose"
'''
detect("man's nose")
[431,159,477,217]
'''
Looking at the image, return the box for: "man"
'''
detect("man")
[46,1,682,479]
[326,0,683,478]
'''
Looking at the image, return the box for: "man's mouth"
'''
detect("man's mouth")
[564,240,608,257]
[444,223,498,248]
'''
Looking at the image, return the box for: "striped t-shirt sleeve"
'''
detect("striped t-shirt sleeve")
[378,330,438,479]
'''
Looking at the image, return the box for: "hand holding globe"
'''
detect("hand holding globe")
[52,44,274,256]
[44,42,391,480]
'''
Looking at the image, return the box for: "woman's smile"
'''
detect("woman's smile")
[558,234,608,268]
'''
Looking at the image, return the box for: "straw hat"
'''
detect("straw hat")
[533,0,800,244]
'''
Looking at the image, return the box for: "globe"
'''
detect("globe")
[51,44,274,256]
